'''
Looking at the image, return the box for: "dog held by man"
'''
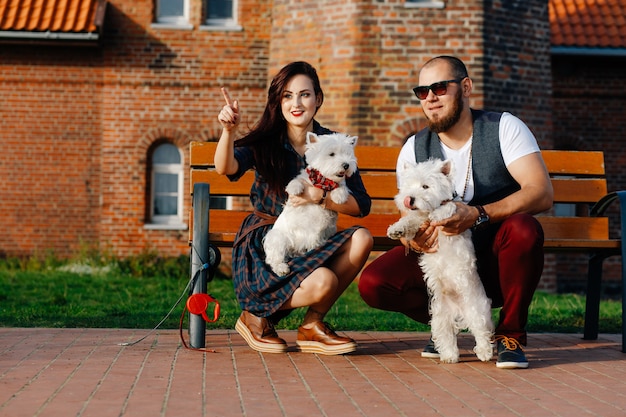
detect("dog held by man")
[387,158,494,363]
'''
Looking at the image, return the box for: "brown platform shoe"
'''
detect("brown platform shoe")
[235,311,288,353]
[296,321,357,355]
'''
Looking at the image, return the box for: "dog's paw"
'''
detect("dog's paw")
[272,263,290,276]
[474,342,494,362]
[475,349,493,362]
[436,343,460,363]
[439,354,460,364]
[387,223,405,240]
[329,187,349,205]
[285,179,304,196]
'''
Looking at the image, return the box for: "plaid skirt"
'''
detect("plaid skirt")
[231,211,362,318]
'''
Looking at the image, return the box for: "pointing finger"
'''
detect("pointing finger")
[221,87,233,107]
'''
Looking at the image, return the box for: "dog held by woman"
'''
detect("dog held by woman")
[386,158,494,363]
[263,131,358,276]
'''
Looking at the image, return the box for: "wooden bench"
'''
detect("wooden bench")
[189,141,626,352]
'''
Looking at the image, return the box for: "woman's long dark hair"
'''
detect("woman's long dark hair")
[236,61,324,195]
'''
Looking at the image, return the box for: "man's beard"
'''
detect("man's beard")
[425,89,463,133]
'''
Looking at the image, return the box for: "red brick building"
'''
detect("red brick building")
[1,0,625,293]
[549,0,626,294]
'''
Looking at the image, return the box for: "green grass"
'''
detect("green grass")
[0,256,621,333]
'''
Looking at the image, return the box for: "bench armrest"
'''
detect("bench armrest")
[590,190,626,217]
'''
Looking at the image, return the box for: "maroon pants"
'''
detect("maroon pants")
[358,213,544,345]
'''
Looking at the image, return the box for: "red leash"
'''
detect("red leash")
[179,293,221,352]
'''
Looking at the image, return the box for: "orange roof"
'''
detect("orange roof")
[550,0,626,48]
[0,0,623,49]
[0,0,106,34]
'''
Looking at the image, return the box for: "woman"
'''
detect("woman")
[215,61,373,355]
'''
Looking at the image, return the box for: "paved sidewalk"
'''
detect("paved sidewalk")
[0,328,625,417]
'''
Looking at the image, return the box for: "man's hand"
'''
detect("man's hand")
[429,202,478,235]
[403,221,439,253]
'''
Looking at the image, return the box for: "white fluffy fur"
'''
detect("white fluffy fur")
[263,132,358,276]
[387,158,494,363]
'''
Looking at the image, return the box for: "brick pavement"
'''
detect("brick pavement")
[0,328,625,417]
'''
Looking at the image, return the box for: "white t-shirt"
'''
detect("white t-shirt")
[396,112,540,202]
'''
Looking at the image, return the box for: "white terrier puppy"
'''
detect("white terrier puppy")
[263,132,358,276]
[387,158,494,363]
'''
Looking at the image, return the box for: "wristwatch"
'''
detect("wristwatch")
[472,205,490,231]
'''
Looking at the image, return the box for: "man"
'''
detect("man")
[358,56,553,369]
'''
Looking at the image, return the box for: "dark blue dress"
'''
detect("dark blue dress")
[227,124,371,318]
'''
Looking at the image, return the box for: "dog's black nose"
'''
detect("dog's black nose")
[342,163,349,170]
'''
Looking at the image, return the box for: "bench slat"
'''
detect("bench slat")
[194,212,611,241]
[191,170,609,204]
[552,178,607,203]
[536,216,609,240]
[192,143,606,175]
[543,239,620,250]
[190,141,218,167]
[354,146,399,170]
[541,150,605,175]
[191,170,254,196]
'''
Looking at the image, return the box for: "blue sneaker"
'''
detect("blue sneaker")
[421,337,440,358]
[496,336,529,369]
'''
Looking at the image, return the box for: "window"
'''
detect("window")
[155,0,189,25]
[205,0,237,27]
[149,143,185,227]
[405,0,445,8]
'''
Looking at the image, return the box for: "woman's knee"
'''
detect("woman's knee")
[352,227,374,256]
[304,270,338,304]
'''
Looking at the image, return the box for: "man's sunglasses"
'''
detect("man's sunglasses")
[412,78,465,100]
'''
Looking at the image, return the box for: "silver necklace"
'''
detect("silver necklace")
[459,146,472,202]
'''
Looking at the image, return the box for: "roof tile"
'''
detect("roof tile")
[0,0,105,33]
[550,0,626,48]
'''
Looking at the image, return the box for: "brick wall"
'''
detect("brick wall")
[0,46,104,256]
[552,54,626,294]
[482,0,553,149]
[271,0,492,147]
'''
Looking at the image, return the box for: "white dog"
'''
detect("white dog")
[263,132,358,276]
[387,158,494,363]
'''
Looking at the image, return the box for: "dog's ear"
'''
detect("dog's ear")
[441,159,453,177]
[345,135,358,147]
[306,131,319,146]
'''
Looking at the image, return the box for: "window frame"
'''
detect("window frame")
[154,0,192,28]
[404,0,445,8]
[147,142,186,229]
[203,0,240,29]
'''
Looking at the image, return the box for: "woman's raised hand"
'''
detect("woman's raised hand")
[218,87,240,131]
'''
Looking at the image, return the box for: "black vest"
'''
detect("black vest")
[413,109,520,205]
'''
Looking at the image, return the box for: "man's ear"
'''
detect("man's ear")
[462,77,472,97]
